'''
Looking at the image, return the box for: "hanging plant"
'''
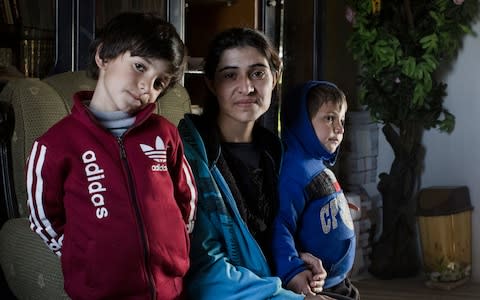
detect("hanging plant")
[344,0,479,278]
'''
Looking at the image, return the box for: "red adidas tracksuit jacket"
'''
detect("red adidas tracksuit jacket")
[27,91,197,300]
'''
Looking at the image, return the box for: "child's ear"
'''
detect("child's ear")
[94,44,107,68]
[204,77,216,96]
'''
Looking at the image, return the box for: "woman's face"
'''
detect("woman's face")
[209,46,276,127]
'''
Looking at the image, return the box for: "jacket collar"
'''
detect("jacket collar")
[71,91,156,131]
[180,113,282,171]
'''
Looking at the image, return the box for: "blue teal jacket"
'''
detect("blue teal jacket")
[178,114,303,300]
[272,81,356,289]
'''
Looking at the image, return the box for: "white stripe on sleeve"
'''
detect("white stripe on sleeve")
[182,155,196,234]
[27,141,62,252]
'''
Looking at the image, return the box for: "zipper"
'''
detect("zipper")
[118,137,156,300]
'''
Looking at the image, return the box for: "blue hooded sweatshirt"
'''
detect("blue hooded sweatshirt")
[272,80,356,289]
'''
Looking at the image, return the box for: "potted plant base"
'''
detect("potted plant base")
[417,186,473,289]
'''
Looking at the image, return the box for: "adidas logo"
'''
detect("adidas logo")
[140,136,168,172]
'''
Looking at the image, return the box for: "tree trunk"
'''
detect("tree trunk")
[368,122,425,279]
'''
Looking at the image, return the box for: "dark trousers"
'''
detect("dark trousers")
[320,278,360,300]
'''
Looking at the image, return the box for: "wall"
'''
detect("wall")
[376,20,480,282]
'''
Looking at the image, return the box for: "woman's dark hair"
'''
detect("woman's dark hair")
[87,12,186,88]
[202,27,282,119]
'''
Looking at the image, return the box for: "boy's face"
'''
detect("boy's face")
[311,101,347,153]
[92,51,172,114]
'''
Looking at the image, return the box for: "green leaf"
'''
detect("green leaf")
[459,24,473,34]
[423,74,432,93]
[413,84,425,106]
[422,55,438,71]
[438,111,455,133]
[401,57,416,78]
[420,34,438,53]
[429,11,443,26]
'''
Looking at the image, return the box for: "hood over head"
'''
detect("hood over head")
[282,80,340,165]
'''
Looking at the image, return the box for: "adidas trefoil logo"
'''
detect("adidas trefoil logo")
[140,136,168,172]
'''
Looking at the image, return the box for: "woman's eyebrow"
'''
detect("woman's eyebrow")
[250,63,268,68]
[217,66,238,72]
[217,63,268,73]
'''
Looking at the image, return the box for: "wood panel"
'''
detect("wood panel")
[353,277,480,300]
[186,0,257,57]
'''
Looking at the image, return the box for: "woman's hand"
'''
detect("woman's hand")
[299,252,327,294]
[286,270,315,296]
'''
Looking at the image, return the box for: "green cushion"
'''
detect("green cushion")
[1,78,70,217]
[0,218,69,299]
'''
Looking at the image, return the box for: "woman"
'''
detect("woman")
[179,28,334,300]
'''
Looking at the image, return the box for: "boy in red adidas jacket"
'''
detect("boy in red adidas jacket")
[26,12,197,300]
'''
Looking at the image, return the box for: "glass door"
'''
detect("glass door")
[53,0,169,75]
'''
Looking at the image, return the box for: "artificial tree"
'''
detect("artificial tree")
[345,0,479,278]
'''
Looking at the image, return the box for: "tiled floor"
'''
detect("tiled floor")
[353,277,480,300]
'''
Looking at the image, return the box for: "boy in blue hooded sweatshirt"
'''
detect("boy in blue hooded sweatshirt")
[272,81,359,299]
